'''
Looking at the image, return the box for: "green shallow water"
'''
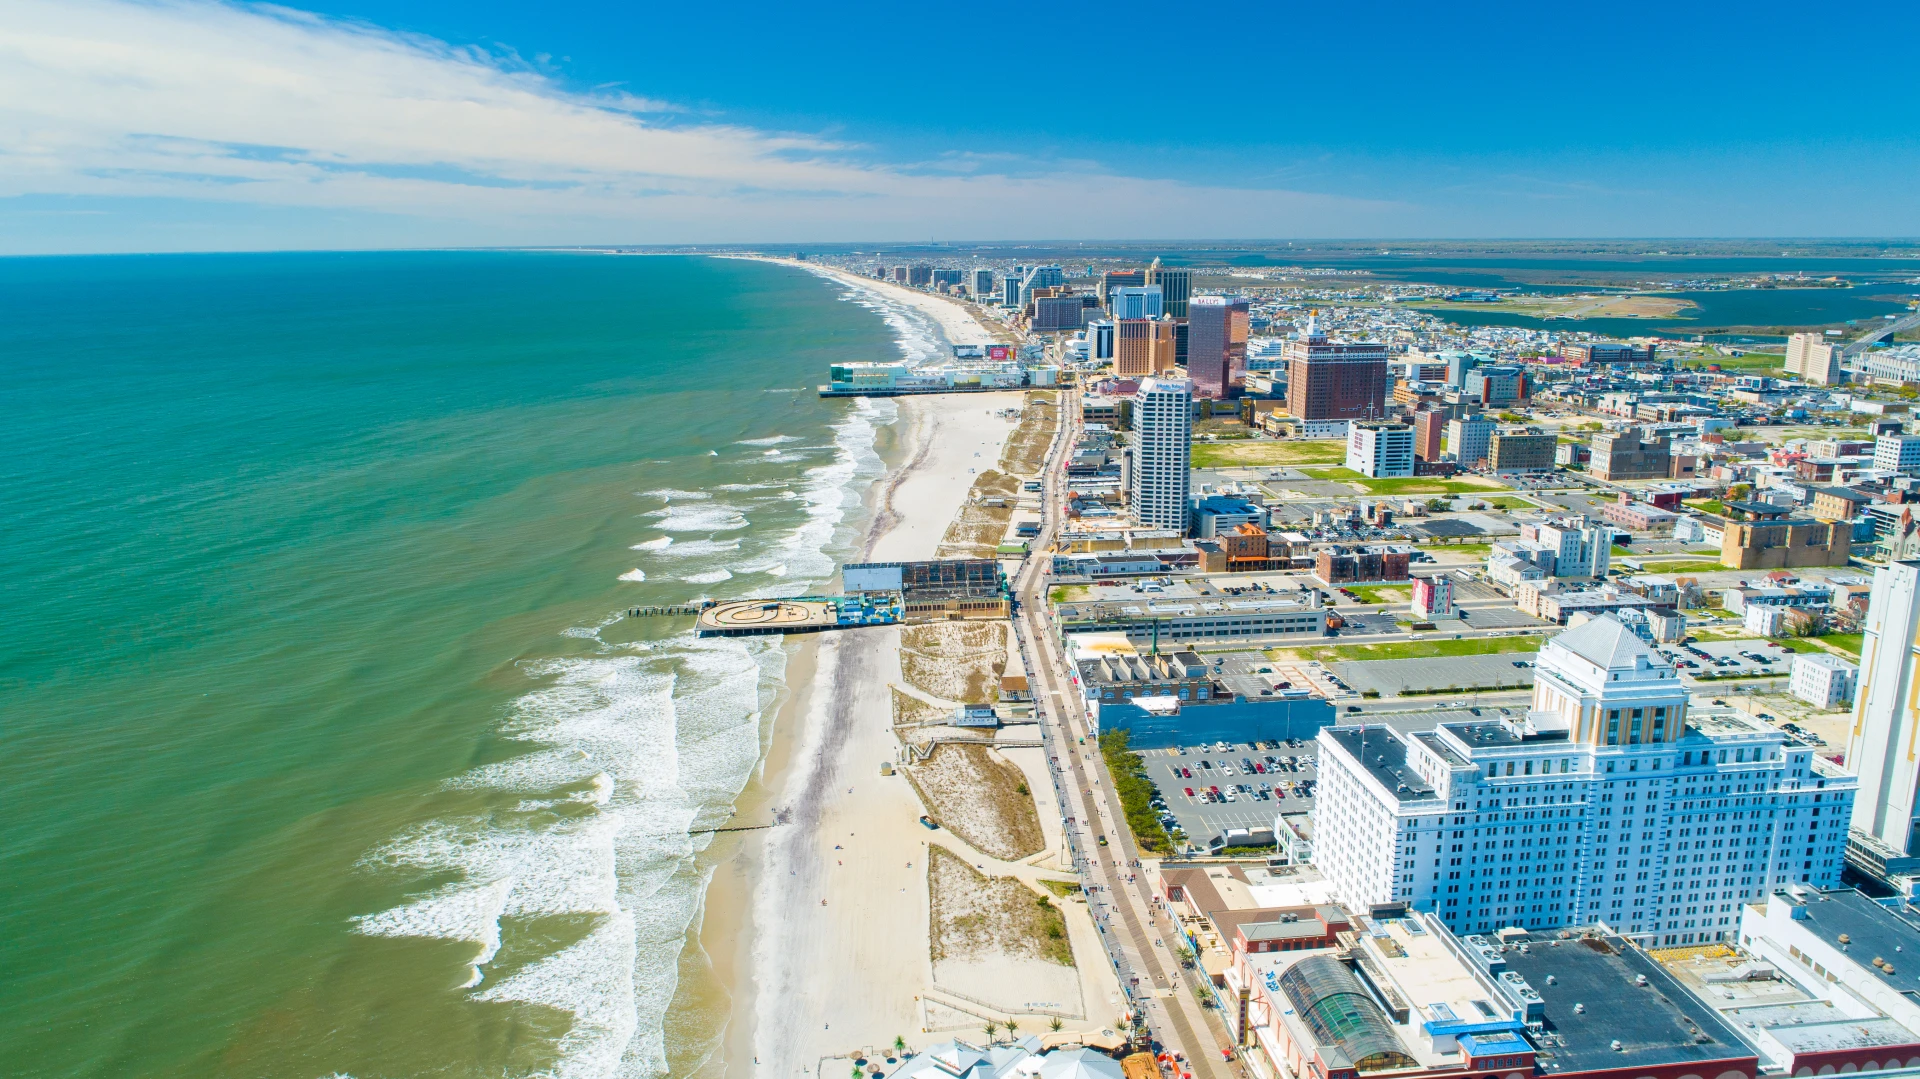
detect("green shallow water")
[0,252,909,1078]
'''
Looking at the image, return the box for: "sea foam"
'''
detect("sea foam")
[350,268,904,1079]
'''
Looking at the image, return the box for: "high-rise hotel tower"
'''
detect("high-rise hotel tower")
[1314,614,1854,947]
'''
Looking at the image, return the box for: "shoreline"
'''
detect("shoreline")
[705,386,1034,1078]
[692,256,1028,1079]
[744,255,1010,348]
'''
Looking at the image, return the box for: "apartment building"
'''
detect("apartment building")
[1487,431,1555,475]
[1312,614,1856,945]
[1875,434,1920,476]
[1347,423,1415,478]
[1591,426,1673,481]
[1445,415,1495,469]
[1786,332,1843,385]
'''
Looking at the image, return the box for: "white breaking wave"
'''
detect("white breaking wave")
[735,435,799,446]
[618,569,647,582]
[648,538,741,559]
[350,276,903,1077]
[644,503,748,532]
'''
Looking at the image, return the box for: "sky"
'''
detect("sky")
[2,0,1918,253]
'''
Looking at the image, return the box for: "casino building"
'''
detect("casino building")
[1311,613,1854,946]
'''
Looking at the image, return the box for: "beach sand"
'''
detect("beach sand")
[766,258,1012,348]
[701,389,1118,1079]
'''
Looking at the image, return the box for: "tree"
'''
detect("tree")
[1006,1019,1020,1040]
[983,1021,998,1044]
[894,1035,907,1056]
[1050,1017,1064,1033]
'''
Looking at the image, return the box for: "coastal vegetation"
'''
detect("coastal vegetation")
[998,393,1058,476]
[937,469,1021,559]
[926,848,1074,966]
[906,744,1045,861]
[890,687,950,728]
[899,622,1006,704]
[1096,730,1171,853]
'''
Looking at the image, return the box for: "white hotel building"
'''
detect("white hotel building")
[1312,614,1855,947]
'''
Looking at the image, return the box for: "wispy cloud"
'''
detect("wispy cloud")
[0,0,1403,249]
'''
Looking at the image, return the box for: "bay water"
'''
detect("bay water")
[0,252,937,1078]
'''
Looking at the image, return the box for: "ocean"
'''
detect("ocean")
[0,252,943,1078]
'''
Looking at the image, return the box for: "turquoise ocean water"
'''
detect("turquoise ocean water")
[0,252,937,1078]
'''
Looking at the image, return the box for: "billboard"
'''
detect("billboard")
[988,344,1010,361]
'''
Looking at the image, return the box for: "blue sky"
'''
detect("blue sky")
[3,0,1918,252]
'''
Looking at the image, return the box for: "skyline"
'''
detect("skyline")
[3,0,1920,253]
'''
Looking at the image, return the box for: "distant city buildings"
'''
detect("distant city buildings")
[1187,295,1250,399]
[1084,319,1116,365]
[1131,376,1192,531]
[1561,341,1657,365]
[1113,319,1176,378]
[1098,269,1145,307]
[1108,285,1164,321]
[1145,257,1191,319]
[1786,332,1844,385]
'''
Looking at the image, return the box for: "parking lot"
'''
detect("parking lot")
[1332,652,1538,696]
[1142,740,1318,853]
[1667,637,1795,678]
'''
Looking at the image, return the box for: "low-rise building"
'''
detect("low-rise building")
[1315,545,1411,585]
[1411,574,1454,619]
[1790,652,1857,708]
[1192,495,1270,538]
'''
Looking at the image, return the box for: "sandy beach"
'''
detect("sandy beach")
[700,383,1118,1079]
[762,257,1013,347]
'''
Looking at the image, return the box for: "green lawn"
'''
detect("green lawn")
[1686,499,1730,517]
[1815,633,1864,658]
[1048,585,1092,604]
[1417,542,1493,556]
[1678,352,1786,372]
[1273,634,1547,663]
[1344,585,1411,605]
[1297,467,1507,495]
[1192,439,1349,469]
[1479,495,1536,510]
[1632,560,1725,574]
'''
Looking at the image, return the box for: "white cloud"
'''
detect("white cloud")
[0,0,1403,248]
